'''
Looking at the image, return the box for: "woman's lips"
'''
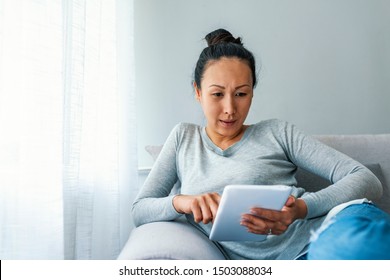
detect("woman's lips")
[220,119,236,127]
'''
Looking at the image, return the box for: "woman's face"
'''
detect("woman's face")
[195,57,253,141]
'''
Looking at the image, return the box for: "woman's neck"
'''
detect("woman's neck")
[205,125,249,150]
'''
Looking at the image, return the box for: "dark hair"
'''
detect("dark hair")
[194,28,257,89]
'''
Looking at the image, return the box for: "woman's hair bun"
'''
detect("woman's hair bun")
[205,28,243,47]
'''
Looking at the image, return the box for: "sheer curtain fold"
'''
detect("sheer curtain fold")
[0,0,64,260]
[0,0,137,260]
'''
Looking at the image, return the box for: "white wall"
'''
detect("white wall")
[135,0,390,168]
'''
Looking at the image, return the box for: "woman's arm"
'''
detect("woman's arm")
[131,124,183,227]
[280,121,383,219]
[241,120,382,235]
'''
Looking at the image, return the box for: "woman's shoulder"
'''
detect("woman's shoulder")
[251,118,292,130]
[169,122,202,141]
[249,119,300,143]
[171,122,202,133]
[161,122,203,151]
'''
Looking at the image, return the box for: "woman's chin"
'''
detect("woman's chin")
[216,121,245,137]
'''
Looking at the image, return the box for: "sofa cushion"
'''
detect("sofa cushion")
[117,219,226,260]
[145,145,163,162]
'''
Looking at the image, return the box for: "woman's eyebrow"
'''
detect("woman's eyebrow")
[208,84,251,89]
[209,84,225,89]
[235,84,251,89]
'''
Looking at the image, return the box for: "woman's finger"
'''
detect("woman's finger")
[191,193,221,224]
[241,214,269,233]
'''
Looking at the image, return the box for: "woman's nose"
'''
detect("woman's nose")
[223,96,236,115]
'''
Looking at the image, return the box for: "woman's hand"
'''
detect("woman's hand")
[173,193,221,224]
[240,196,308,235]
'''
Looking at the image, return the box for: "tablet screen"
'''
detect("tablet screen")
[209,184,292,241]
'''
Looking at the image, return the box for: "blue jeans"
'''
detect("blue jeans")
[305,203,390,260]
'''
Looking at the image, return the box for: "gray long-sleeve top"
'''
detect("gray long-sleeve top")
[132,119,382,259]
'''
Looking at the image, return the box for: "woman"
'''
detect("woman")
[132,29,390,259]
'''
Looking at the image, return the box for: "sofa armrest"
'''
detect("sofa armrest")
[117,219,227,260]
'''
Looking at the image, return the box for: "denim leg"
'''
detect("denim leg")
[307,203,390,260]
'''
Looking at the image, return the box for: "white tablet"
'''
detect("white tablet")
[209,184,292,242]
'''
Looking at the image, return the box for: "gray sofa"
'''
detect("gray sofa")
[117,134,390,260]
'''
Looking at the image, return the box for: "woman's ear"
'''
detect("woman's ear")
[194,82,201,102]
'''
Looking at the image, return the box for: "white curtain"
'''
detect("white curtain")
[0,0,137,260]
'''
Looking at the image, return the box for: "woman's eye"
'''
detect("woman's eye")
[212,92,223,97]
[236,92,247,97]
